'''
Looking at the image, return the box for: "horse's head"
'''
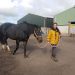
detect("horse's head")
[34,27,43,43]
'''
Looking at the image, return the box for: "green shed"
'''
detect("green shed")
[55,7,75,25]
[17,13,53,27]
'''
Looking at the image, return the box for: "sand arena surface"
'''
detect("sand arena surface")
[0,36,75,75]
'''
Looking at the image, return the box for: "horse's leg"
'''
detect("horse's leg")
[5,41,11,52]
[1,38,8,52]
[23,41,28,58]
[2,44,6,52]
[6,45,10,52]
[13,40,19,55]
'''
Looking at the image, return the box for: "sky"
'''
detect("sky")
[0,0,75,23]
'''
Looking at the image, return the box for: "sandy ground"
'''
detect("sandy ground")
[0,36,75,75]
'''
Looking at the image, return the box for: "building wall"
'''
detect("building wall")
[55,7,75,25]
[46,18,53,27]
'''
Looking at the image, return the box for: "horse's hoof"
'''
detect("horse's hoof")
[4,50,6,52]
[13,52,15,55]
[8,51,11,54]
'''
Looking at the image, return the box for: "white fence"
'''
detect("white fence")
[41,25,75,36]
[69,24,75,34]
[41,26,69,36]
[57,26,69,36]
[68,24,75,36]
